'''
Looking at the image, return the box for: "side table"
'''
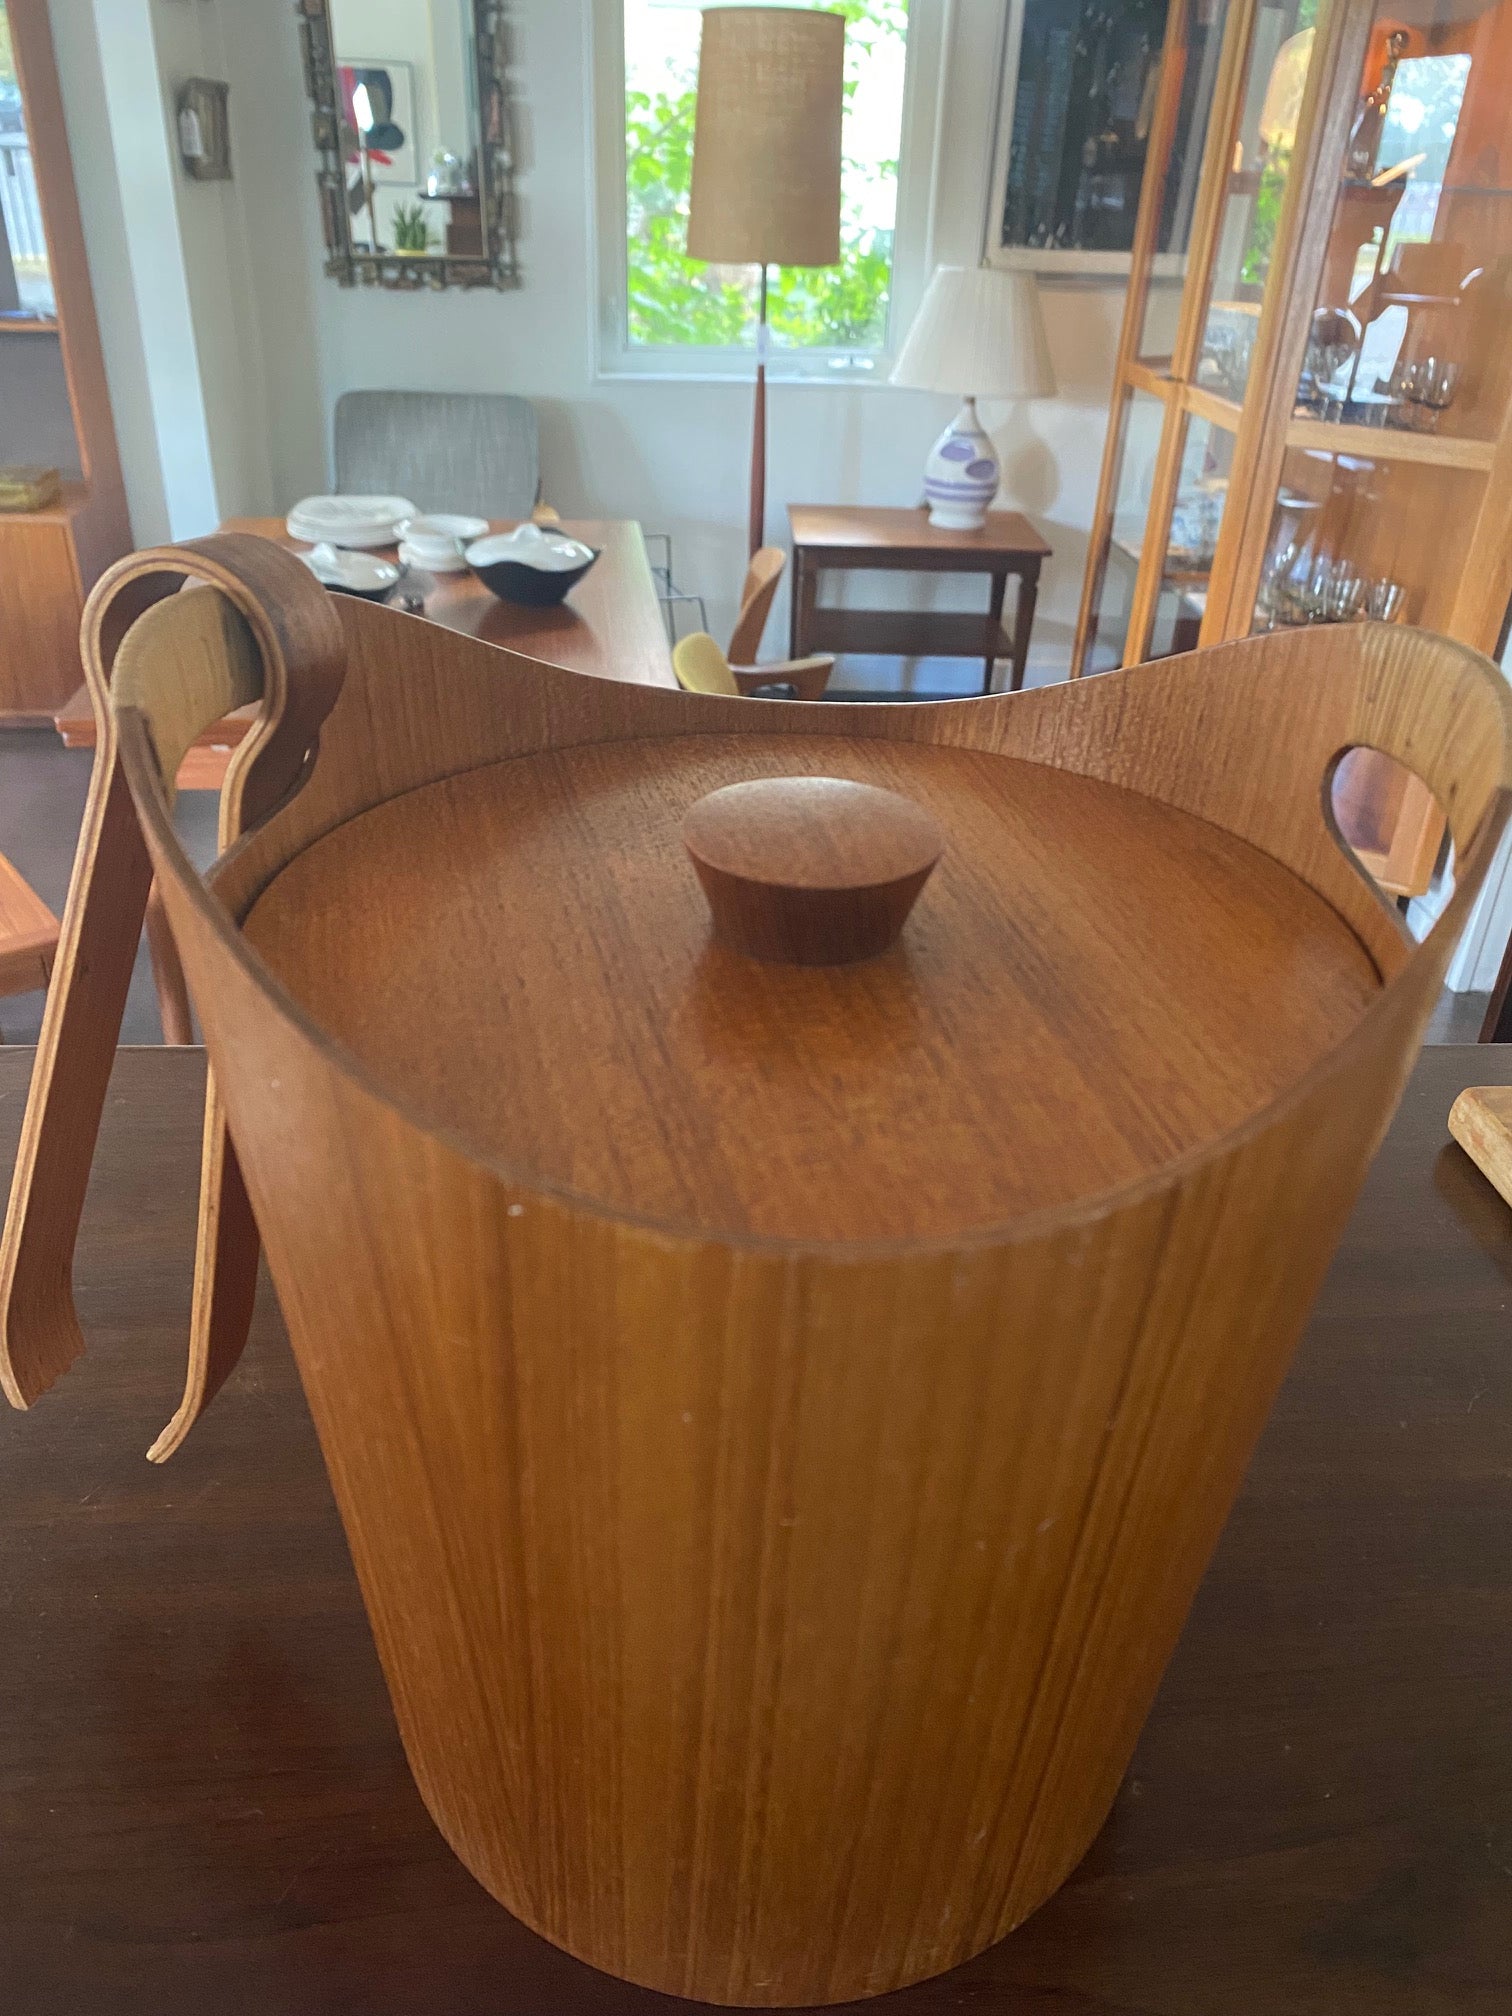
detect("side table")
[788,504,1051,695]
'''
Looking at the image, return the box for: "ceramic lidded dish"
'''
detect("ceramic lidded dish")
[465,520,600,605]
[5,533,1510,2009]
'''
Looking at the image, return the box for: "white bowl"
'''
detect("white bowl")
[298,542,403,599]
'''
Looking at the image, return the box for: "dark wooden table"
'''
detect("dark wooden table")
[787,505,1052,696]
[52,518,675,790]
[2,1044,1509,2015]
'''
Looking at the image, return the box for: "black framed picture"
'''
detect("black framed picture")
[986,0,1224,275]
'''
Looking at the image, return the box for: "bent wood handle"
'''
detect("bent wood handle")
[0,538,344,1451]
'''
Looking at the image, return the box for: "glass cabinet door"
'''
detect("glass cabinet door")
[1191,0,1321,406]
[1251,0,1512,641]
[1136,0,1238,368]
[1075,0,1252,675]
[1243,0,1512,893]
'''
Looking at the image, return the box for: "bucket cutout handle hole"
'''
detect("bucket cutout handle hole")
[1325,745,1454,929]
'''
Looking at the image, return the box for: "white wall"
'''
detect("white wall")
[57,0,1129,667]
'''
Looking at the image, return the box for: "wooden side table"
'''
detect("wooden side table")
[787,504,1052,695]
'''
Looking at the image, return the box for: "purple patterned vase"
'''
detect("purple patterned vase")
[921,396,999,530]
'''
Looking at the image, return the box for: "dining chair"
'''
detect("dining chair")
[672,546,834,695]
[0,850,58,1031]
[334,391,540,519]
[673,630,834,701]
[727,545,787,663]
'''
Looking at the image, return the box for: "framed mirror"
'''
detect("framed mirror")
[296,0,518,290]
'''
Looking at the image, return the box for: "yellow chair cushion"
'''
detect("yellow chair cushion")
[673,632,739,697]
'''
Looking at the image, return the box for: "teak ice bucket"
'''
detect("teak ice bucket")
[4,537,1510,2006]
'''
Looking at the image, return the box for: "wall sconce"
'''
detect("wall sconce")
[177,79,233,181]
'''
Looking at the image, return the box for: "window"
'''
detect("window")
[0,6,52,320]
[598,0,916,375]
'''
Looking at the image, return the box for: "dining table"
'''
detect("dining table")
[52,516,676,789]
[1,1039,1508,2015]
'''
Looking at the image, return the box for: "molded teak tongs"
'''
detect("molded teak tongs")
[0,537,344,1456]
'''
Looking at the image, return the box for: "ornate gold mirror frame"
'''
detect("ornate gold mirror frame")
[295,0,519,291]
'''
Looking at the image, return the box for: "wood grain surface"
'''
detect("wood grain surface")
[1,1044,1509,2016]
[223,516,676,689]
[0,852,59,998]
[17,542,1512,2005]
[1447,1083,1512,1207]
[786,506,1051,566]
[51,517,677,771]
[241,735,1381,1241]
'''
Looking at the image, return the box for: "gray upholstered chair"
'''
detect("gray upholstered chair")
[333,390,540,519]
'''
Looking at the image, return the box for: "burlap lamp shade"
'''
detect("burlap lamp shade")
[686,7,846,554]
[687,8,844,269]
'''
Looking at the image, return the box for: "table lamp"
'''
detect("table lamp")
[688,7,845,555]
[891,265,1056,531]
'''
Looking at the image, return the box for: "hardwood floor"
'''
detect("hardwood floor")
[0,723,1490,1047]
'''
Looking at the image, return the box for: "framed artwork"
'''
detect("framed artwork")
[337,58,418,186]
[984,0,1221,277]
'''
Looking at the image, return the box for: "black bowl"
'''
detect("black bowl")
[464,535,600,608]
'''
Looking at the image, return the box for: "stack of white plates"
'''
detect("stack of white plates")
[286,494,418,550]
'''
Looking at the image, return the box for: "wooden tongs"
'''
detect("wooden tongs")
[0,537,343,1455]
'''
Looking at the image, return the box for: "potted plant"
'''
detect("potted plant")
[392,202,430,255]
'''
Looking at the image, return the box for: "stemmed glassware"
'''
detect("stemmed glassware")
[1255,547,1405,629]
[1388,357,1460,431]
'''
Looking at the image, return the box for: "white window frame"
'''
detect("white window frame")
[589,0,946,383]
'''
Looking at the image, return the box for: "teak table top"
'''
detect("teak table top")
[788,504,1052,567]
[243,733,1380,1242]
[1,1043,1508,2013]
[52,516,676,769]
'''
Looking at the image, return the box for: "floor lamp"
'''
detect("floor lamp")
[687,7,845,557]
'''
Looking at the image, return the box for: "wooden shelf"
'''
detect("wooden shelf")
[0,316,60,336]
[805,609,1012,661]
[1284,416,1496,471]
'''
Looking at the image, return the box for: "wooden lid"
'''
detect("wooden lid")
[243,733,1380,1246]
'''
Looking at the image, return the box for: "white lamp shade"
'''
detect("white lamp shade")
[891,266,1056,400]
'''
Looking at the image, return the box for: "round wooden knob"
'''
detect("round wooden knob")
[682,775,944,966]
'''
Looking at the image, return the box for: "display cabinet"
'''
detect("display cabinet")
[1074,0,1512,891]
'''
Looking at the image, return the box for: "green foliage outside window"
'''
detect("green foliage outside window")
[624,0,908,351]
